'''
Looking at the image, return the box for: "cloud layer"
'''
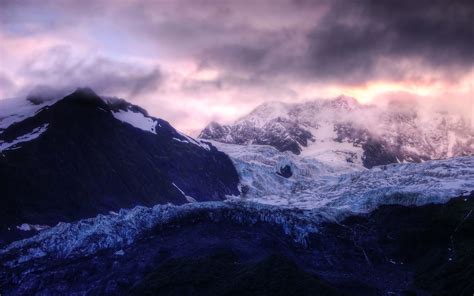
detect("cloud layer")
[1,0,473,133]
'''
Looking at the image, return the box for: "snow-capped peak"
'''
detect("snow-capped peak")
[199,96,473,169]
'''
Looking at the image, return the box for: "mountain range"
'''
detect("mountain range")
[0,89,473,295]
[200,96,473,169]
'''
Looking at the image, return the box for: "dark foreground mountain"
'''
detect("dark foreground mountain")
[0,88,239,240]
[200,96,473,168]
[1,194,473,295]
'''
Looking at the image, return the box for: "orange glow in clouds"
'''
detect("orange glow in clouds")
[341,70,474,105]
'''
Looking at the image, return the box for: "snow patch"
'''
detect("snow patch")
[0,124,49,152]
[185,195,197,203]
[173,137,189,143]
[112,109,157,134]
[16,223,50,232]
[172,182,197,203]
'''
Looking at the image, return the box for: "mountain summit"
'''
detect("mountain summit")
[199,96,473,168]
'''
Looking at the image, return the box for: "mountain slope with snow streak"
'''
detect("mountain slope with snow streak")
[0,88,239,239]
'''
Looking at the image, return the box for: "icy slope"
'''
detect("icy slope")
[212,141,474,210]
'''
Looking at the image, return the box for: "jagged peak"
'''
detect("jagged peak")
[231,96,362,128]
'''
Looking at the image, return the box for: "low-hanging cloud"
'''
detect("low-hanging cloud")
[16,46,162,99]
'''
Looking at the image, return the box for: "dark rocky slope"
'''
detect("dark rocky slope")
[0,88,239,235]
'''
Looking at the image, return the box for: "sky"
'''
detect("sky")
[1,0,473,134]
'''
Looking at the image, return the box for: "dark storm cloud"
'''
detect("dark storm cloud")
[192,0,474,84]
[304,0,474,82]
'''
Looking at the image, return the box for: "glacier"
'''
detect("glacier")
[214,141,474,210]
[2,152,472,268]
[1,201,327,267]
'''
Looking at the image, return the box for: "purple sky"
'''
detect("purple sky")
[1,0,473,134]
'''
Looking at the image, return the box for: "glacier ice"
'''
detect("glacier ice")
[0,202,329,267]
[214,141,474,211]
[2,153,472,268]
